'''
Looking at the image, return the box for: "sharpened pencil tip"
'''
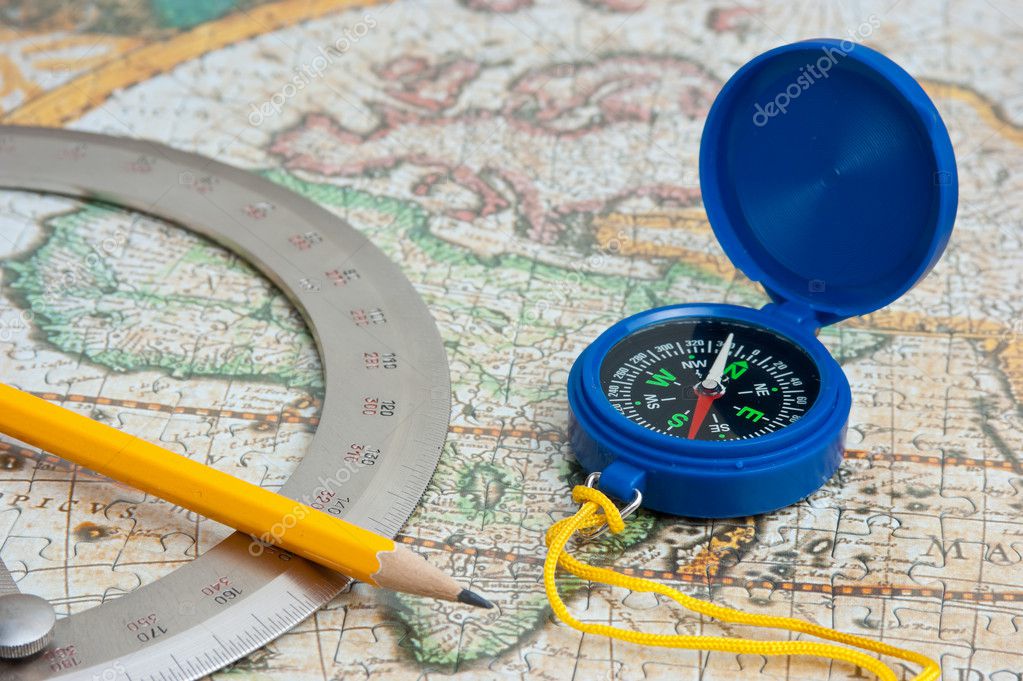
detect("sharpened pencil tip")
[457,589,494,609]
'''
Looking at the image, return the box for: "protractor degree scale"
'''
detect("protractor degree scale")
[0,126,451,680]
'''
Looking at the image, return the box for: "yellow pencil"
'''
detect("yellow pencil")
[0,382,492,608]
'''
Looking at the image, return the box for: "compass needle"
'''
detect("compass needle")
[685,332,733,438]
[702,332,733,391]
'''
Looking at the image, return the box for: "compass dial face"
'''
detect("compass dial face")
[599,318,821,441]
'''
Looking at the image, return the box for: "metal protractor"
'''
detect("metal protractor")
[0,126,450,680]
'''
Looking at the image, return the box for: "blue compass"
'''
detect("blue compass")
[567,39,958,518]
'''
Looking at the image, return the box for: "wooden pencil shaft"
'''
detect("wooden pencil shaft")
[0,383,391,583]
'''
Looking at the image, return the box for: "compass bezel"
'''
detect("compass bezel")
[596,315,822,443]
[577,303,840,459]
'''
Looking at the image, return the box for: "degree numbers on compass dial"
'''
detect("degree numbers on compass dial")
[599,318,821,441]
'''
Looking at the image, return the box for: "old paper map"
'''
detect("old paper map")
[0,0,1021,678]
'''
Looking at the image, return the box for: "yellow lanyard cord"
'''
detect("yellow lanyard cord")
[544,485,940,681]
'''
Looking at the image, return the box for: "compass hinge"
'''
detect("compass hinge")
[761,300,822,331]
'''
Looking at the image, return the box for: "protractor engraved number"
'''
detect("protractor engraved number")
[364,351,398,369]
[345,443,382,468]
[362,397,396,417]
[288,230,322,251]
[202,577,244,606]
[44,646,81,673]
[351,307,387,327]
[327,268,360,286]
[126,613,168,644]
[311,489,352,516]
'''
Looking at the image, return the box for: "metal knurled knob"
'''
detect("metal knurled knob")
[0,593,55,658]
[0,556,55,660]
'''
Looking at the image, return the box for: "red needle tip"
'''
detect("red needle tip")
[687,390,719,440]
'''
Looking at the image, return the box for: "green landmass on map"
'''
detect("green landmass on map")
[5,203,323,389]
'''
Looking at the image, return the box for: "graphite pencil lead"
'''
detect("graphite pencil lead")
[457,589,494,609]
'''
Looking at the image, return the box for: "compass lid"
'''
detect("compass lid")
[699,39,957,326]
